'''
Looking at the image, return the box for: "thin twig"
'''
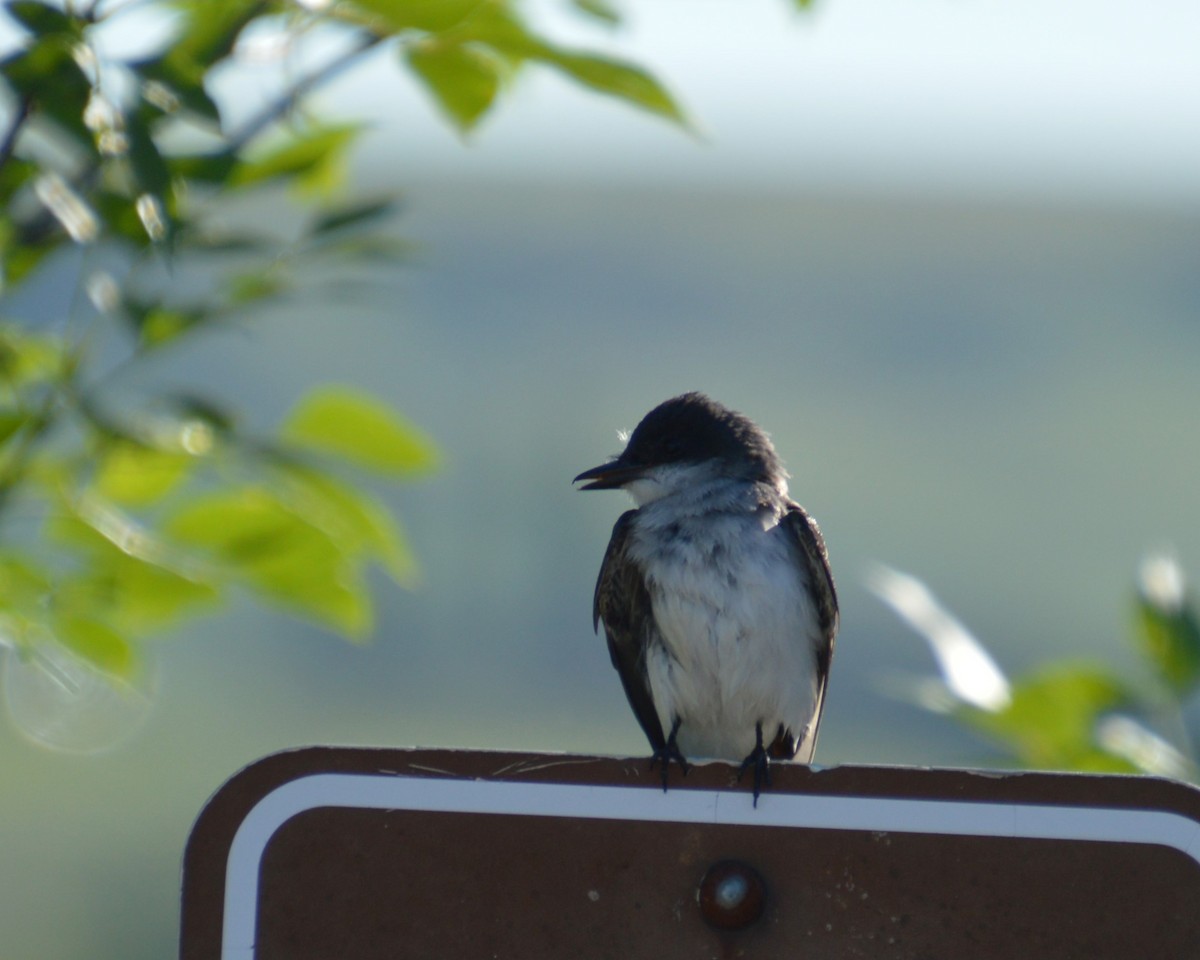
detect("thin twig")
[0,96,33,172]
[228,30,386,153]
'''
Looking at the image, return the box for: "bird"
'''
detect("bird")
[574,392,837,803]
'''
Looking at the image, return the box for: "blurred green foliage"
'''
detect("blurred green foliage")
[875,556,1200,781]
[0,0,684,692]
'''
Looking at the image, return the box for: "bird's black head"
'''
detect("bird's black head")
[574,392,785,492]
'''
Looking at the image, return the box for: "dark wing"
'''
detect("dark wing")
[592,510,667,753]
[780,502,839,758]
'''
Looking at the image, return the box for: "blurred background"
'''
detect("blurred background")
[3,0,1200,957]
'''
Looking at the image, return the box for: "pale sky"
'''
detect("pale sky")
[2,0,1197,205]
[333,0,1200,207]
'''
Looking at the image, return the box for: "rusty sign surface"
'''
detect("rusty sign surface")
[180,747,1200,959]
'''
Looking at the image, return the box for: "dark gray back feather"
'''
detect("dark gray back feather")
[593,511,668,752]
[781,502,838,756]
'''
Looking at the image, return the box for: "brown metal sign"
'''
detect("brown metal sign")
[180,748,1200,959]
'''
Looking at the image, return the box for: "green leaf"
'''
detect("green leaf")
[139,307,207,347]
[0,215,59,286]
[166,486,372,638]
[119,293,213,347]
[227,271,286,305]
[1135,595,1200,695]
[453,5,687,126]
[6,1,80,38]
[281,386,439,476]
[249,532,370,637]
[0,155,37,208]
[169,150,239,184]
[125,109,173,199]
[164,486,294,558]
[0,555,50,654]
[448,3,540,58]
[350,0,485,33]
[168,0,265,70]
[282,465,419,585]
[0,409,29,446]
[92,441,192,506]
[42,494,220,637]
[962,662,1134,770]
[311,197,398,237]
[533,47,686,125]
[111,560,218,633]
[230,125,361,196]
[2,36,93,146]
[570,0,621,28]
[0,324,69,392]
[58,557,219,636]
[52,615,137,681]
[405,41,504,132]
[0,553,50,612]
[90,188,153,248]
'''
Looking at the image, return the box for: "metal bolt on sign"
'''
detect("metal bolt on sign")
[698,860,767,930]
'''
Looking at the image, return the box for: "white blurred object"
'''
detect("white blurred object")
[0,640,154,754]
[1095,714,1194,781]
[33,173,98,244]
[135,193,167,242]
[867,563,1012,712]
[1138,551,1186,615]
[85,270,121,314]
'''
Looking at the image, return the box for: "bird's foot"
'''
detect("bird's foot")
[737,722,771,807]
[650,717,689,792]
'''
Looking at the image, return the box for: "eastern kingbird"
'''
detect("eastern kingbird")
[574,392,838,802]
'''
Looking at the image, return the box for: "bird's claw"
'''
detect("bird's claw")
[650,717,689,792]
[737,722,771,807]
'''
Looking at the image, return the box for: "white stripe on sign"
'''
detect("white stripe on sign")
[221,773,1200,960]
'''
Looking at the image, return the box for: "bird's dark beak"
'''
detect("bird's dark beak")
[573,459,644,491]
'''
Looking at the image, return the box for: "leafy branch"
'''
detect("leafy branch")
[871,554,1200,781]
[0,0,685,734]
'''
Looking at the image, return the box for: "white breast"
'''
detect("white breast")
[629,501,823,763]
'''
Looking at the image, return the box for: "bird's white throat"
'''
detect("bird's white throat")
[623,462,788,509]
